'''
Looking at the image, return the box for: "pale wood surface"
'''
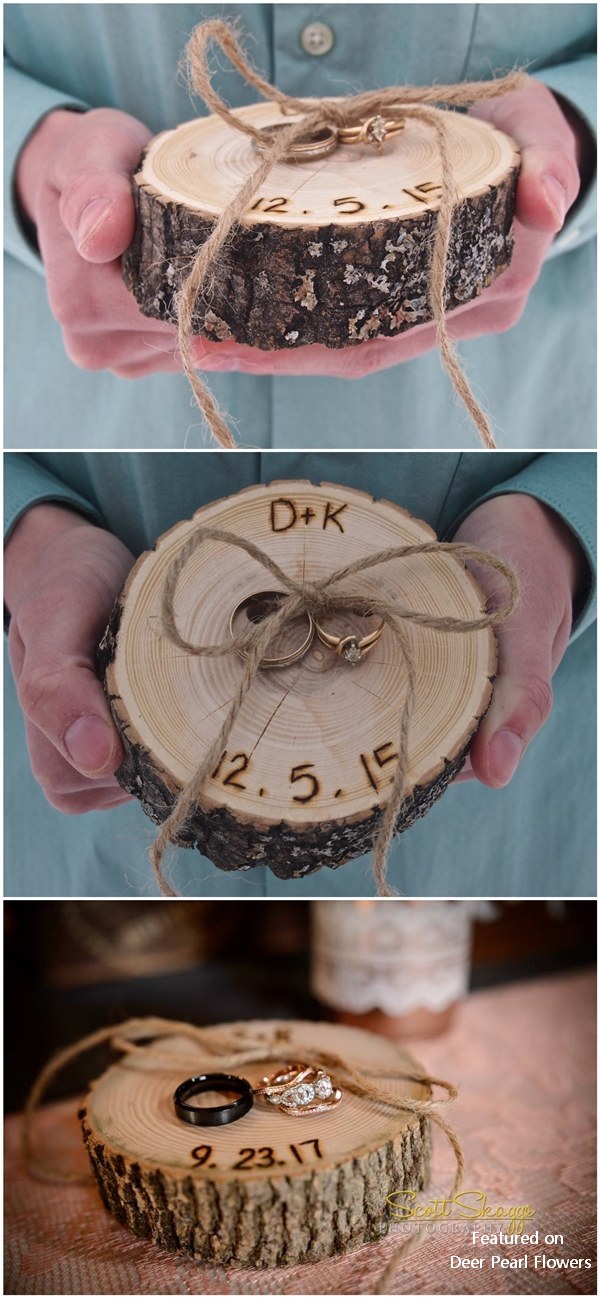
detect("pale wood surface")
[139,102,518,224]
[101,482,495,878]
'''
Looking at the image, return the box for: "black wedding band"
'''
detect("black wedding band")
[173,1074,253,1126]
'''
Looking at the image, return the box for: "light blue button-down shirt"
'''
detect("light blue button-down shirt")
[4,3,597,450]
[4,449,596,898]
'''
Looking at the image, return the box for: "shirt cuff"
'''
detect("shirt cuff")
[534,54,597,259]
[4,453,103,544]
[445,452,596,640]
[4,60,88,273]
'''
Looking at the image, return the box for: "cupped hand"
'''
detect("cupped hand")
[186,78,582,379]
[6,504,135,812]
[452,493,585,788]
[16,107,181,378]
[18,80,582,383]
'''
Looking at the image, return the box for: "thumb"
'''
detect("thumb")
[515,137,579,234]
[18,648,122,778]
[57,109,150,263]
[15,584,123,778]
[469,627,553,788]
[475,85,580,234]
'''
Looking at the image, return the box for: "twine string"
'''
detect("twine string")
[148,526,519,896]
[175,19,527,449]
[22,1016,463,1291]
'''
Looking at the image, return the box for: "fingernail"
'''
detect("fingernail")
[541,174,567,227]
[64,714,115,774]
[487,729,524,788]
[76,197,113,251]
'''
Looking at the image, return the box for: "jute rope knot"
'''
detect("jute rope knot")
[22,1015,463,1291]
[176,19,527,449]
[150,526,519,896]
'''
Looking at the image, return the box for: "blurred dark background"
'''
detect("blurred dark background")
[4,900,596,1112]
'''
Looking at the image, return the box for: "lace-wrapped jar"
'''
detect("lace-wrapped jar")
[311,900,494,1038]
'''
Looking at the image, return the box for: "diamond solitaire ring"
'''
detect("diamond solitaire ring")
[337,114,405,152]
[314,614,385,665]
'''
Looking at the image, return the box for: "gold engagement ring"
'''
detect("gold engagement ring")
[314,615,385,664]
[337,114,405,151]
[253,1061,343,1115]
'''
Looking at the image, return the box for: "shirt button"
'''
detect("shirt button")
[300,21,335,56]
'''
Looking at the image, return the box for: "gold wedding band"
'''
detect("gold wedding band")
[229,591,314,669]
[253,122,339,163]
[314,615,385,664]
[254,1061,343,1115]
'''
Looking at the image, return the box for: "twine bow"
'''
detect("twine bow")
[149,527,519,896]
[175,20,527,449]
[23,1015,463,1292]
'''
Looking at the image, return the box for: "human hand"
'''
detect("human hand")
[185,78,583,379]
[451,494,585,788]
[18,82,583,384]
[16,107,181,378]
[5,503,135,812]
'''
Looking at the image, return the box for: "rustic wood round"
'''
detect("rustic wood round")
[123,101,519,348]
[79,1019,432,1267]
[99,482,496,880]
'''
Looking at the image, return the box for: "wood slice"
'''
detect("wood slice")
[123,101,519,348]
[99,481,496,880]
[79,1019,432,1267]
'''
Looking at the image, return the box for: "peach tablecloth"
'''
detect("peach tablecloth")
[5,970,596,1295]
